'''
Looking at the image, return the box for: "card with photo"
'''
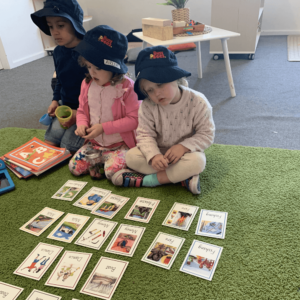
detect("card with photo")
[0,282,24,300]
[47,213,90,243]
[179,240,223,281]
[105,224,145,257]
[75,218,118,250]
[91,194,130,219]
[80,257,128,300]
[195,210,228,239]
[45,251,92,290]
[124,197,160,223]
[73,187,111,211]
[51,180,88,201]
[162,202,199,231]
[20,207,64,236]
[13,243,63,281]
[141,232,185,270]
[25,290,61,300]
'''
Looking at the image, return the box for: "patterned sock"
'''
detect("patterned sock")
[142,174,161,187]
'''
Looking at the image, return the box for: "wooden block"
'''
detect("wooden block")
[173,21,186,27]
[142,24,173,41]
[142,18,172,27]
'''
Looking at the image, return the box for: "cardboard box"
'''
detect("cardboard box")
[142,18,172,27]
[142,24,173,41]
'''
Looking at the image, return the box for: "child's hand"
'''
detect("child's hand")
[151,154,169,171]
[75,125,88,137]
[61,110,77,128]
[83,124,103,140]
[47,100,59,117]
[164,144,190,164]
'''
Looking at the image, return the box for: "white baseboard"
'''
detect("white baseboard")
[261,30,300,36]
[10,51,47,69]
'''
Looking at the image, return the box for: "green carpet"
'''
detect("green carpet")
[1,127,299,300]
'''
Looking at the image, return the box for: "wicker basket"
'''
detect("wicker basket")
[171,8,190,24]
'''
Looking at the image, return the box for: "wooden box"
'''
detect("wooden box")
[142,24,173,41]
[142,18,172,27]
[173,23,205,35]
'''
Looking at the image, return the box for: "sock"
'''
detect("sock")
[142,174,161,187]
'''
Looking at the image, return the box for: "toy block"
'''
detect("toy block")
[142,18,172,27]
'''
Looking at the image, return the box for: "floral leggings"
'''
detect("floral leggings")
[69,142,129,180]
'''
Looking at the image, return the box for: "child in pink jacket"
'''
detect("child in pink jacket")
[68,25,139,180]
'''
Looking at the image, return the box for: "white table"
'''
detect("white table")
[133,26,240,97]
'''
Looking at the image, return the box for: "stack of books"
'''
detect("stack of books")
[1,137,71,178]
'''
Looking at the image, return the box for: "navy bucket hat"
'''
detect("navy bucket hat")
[31,0,86,39]
[134,46,191,100]
[74,25,128,74]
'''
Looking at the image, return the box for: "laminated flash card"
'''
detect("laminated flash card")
[91,194,130,219]
[73,187,111,211]
[0,282,24,300]
[141,232,185,270]
[13,242,63,281]
[25,290,61,300]
[45,251,92,290]
[75,218,118,250]
[80,257,128,300]
[195,209,228,239]
[124,197,160,223]
[179,240,223,281]
[162,202,199,231]
[105,224,145,257]
[20,207,64,236]
[47,213,90,243]
[51,180,88,201]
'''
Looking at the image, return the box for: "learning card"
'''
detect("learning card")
[124,197,160,223]
[80,257,128,300]
[51,180,88,201]
[45,251,92,290]
[105,224,145,257]
[195,209,228,239]
[141,232,185,270]
[13,242,63,281]
[0,282,24,300]
[73,187,111,211]
[179,240,223,281]
[75,218,118,250]
[20,207,64,236]
[162,202,199,231]
[91,194,130,219]
[25,290,61,300]
[47,213,90,243]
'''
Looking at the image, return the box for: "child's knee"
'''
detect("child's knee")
[125,148,136,168]
[185,153,206,174]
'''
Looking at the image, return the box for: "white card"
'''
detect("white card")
[162,202,199,231]
[195,209,228,239]
[0,282,24,300]
[45,251,92,290]
[80,256,128,300]
[51,180,88,201]
[73,187,111,211]
[13,243,63,281]
[141,232,185,270]
[19,207,64,236]
[75,218,118,250]
[105,224,145,257]
[25,290,61,300]
[91,194,130,219]
[179,240,223,281]
[47,213,90,243]
[124,197,160,223]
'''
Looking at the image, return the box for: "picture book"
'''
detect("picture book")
[80,256,128,300]
[179,240,223,281]
[141,232,185,270]
[0,282,24,300]
[195,209,228,239]
[1,158,32,178]
[162,202,199,231]
[51,180,88,201]
[25,290,61,300]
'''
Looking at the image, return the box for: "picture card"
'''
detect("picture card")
[141,232,185,270]
[0,282,24,300]
[105,224,145,257]
[13,242,63,281]
[75,218,118,250]
[25,290,61,300]
[91,194,130,219]
[51,180,88,201]
[19,207,64,236]
[124,197,160,223]
[80,256,128,300]
[47,213,90,243]
[73,187,111,211]
[179,240,223,281]
[162,202,199,231]
[195,209,228,239]
[45,251,92,290]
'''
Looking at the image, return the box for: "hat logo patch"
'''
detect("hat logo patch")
[150,51,166,59]
[98,35,112,48]
[104,59,120,69]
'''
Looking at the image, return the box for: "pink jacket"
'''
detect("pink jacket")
[76,77,140,149]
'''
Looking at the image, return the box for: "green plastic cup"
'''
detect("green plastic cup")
[55,105,72,129]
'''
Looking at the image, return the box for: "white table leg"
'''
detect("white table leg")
[142,41,147,49]
[196,41,202,79]
[221,38,236,97]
